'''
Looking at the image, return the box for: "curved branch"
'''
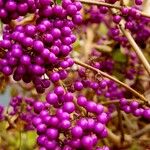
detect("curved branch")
[79,0,150,18]
[74,59,148,103]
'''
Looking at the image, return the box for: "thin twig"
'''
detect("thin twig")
[117,107,124,143]
[102,99,144,105]
[74,59,148,103]
[84,27,94,61]
[132,124,150,138]
[107,128,120,145]
[122,112,136,131]
[5,115,16,128]
[107,128,132,146]
[139,76,150,81]
[80,0,121,9]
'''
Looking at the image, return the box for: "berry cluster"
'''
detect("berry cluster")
[111,7,150,48]
[83,6,106,23]
[32,87,109,149]
[0,0,82,93]
[0,0,37,23]
[5,91,110,150]
[91,48,142,80]
[0,0,150,149]
[120,98,150,119]
[83,0,149,48]
[76,63,125,101]
[81,5,146,83]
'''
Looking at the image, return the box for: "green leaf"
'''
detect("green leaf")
[98,23,108,35]
[56,0,61,4]
[26,131,37,148]
[73,38,80,49]
[113,50,127,63]
[0,121,7,132]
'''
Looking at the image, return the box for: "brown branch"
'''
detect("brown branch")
[140,11,150,18]
[132,124,150,138]
[139,76,150,81]
[107,128,132,146]
[122,112,136,130]
[119,23,150,77]
[79,0,121,9]
[101,99,144,105]
[10,14,36,27]
[79,0,150,18]
[117,107,124,143]
[74,59,148,103]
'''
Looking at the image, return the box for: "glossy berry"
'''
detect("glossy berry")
[46,93,58,105]
[71,126,83,138]
[74,81,83,91]
[63,102,75,113]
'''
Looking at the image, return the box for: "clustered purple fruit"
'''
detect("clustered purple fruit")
[91,48,142,80]
[83,0,149,48]
[74,63,150,119]
[82,5,147,81]
[110,7,150,48]
[0,0,150,149]
[5,89,150,149]
[120,98,150,119]
[83,6,106,23]
[0,0,37,23]
[123,50,143,80]
[0,0,82,93]
[33,87,110,150]
[90,49,114,74]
